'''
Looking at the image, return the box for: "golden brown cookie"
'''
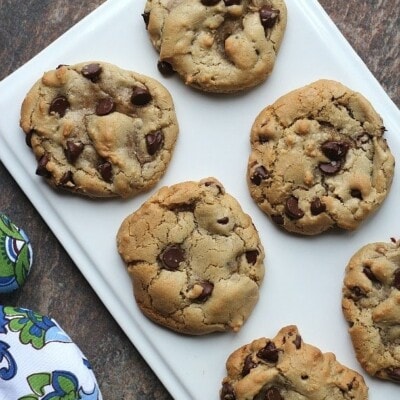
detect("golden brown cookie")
[247,79,395,235]
[117,178,265,335]
[220,325,368,399]
[20,61,178,198]
[143,0,287,93]
[342,239,400,383]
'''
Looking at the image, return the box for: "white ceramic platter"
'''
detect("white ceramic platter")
[0,0,399,398]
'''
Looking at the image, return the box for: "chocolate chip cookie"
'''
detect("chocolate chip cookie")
[20,61,179,198]
[342,239,400,383]
[117,178,265,335]
[220,325,368,400]
[247,79,395,235]
[143,0,287,93]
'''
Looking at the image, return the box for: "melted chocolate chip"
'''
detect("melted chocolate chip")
[242,354,257,376]
[318,160,343,175]
[350,189,362,199]
[160,245,185,270]
[393,268,400,290]
[59,170,74,186]
[49,95,70,117]
[64,140,84,163]
[310,197,326,215]
[321,141,349,161]
[195,281,214,302]
[169,203,196,213]
[201,0,220,5]
[351,286,365,299]
[96,97,115,116]
[217,217,229,224]
[25,131,33,148]
[285,196,304,220]
[363,266,380,284]
[146,131,164,155]
[220,382,236,400]
[245,250,259,265]
[224,0,241,5]
[259,6,280,29]
[81,63,102,82]
[142,11,150,28]
[36,155,51,177]
[265,387,282,400]
[98,161,113,182]
[131,86,152,106]
[157,60,175,76]
[250,166,268,186]
[293,334,302,349]
[257,341,279,363]
[386,367,400,381]
[271,214,284,225]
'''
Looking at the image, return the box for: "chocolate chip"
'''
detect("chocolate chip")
[242,354,257,376]
[250,166,268,186]
[201,0,220,5]
[350,189,362,199]
[245,250,259,265]
[259,6,280,29]
[96,98,115,116]
[169,203,196,213]
[223,0,241,5]
[146,131,163,155]
[160,245,185,270]
[81,63,102,82]
[142,11,150,28]
[59,170,74,186]
[393,268,400,290]
[217,217,229,224]
[131,86,152,106]
[285,196,304,220]
[64,140,84,163]
[310,197,326,215]
[351,286,365,299]
[220,382,236,400]
[318,160,343,175]
[321,141,349,161]
[363,266,380,284]
[293,334,302,349]
[36,155,51,177]
[386,367,400,381]
[98,161,113,182]
[265,387,282,400]
[157,60,175,76]
[49,95,70,117]
[257,341,279,363]
[195,281,214,302]
[25,131,33,148]
[271,214,284,225]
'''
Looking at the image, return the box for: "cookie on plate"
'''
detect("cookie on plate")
[20,61,179,198]
[342,239,400,383]
[143,0,287,93]
[247,79,395,235]
[220,325,368,400]
[117,177,265,335]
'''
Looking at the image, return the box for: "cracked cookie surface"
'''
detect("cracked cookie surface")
[342,240,400,383]
[220,325,368,400]
[143,0,287,93]
[247,79,395,235]
[117,178,265,335]
[20,61,178,198]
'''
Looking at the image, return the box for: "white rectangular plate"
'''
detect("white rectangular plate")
[0,0,399,398]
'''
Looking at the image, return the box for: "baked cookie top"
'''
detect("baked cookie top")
[220,325,368,400]
[20,61,178,198]
[143,0,287,93]
[117,178,265,335]
[247,79,395,235]
[342,240,400,383]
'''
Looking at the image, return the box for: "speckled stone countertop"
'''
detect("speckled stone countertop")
[0,1,398,398]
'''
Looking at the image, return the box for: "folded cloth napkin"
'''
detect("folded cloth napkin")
[0,306,102,399]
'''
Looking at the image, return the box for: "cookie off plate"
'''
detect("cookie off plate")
[0,0,398,399]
